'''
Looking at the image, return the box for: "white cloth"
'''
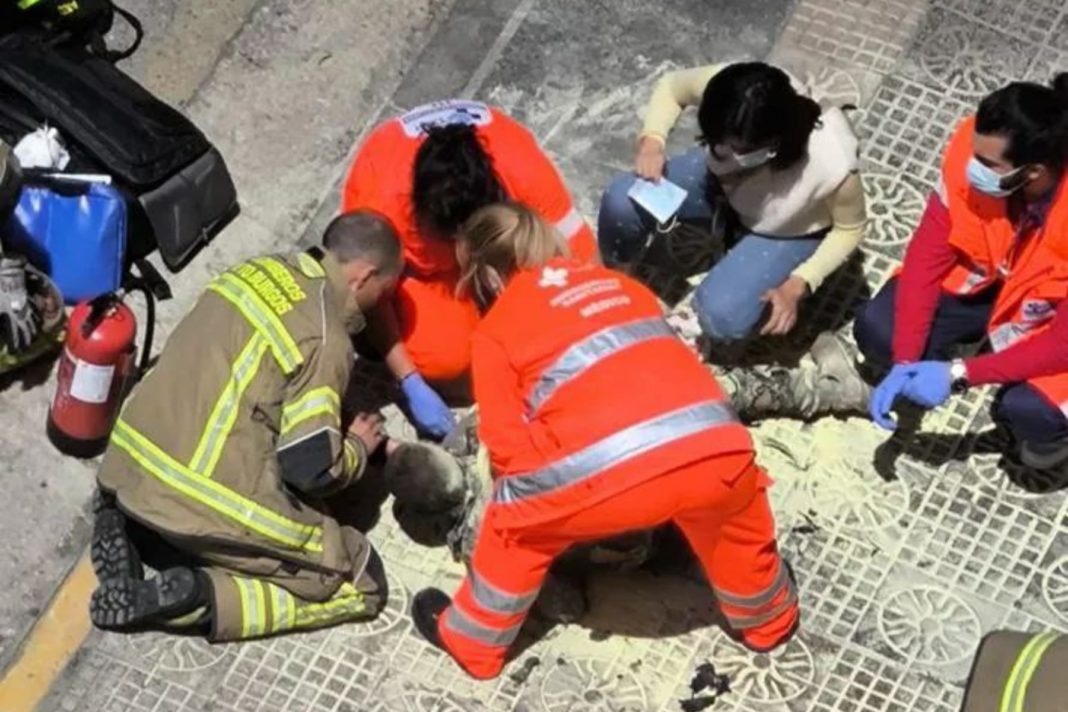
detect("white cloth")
[716,107,860,237]
[14,126,71,171]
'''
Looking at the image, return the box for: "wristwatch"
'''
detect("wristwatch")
[949,359,970,394]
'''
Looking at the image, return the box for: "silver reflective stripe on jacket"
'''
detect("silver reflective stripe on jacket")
[526,317,676,414]
[990,322,1029,352]
[495,400,738,505]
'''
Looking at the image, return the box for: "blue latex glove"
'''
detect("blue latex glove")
[899,361,952,409]
[869,364,911,431]
[400,372,456,440]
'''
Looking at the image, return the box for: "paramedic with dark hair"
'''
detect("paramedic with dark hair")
[342,100,598,440]
[863,74,1068,475]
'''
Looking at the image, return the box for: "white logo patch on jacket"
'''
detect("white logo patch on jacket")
[399,100,492,138]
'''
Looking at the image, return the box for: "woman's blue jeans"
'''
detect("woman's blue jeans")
[598,149,824,342]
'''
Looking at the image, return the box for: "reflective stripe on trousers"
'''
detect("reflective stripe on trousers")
[713,561,797,629]
[230,576,367,639]
[526,317,676,414]
[999,632,1060,712]
[111,420,324,553]
[495,400,739,505]
[442,603,524,648]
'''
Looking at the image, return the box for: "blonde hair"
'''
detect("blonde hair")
[456,203,569,303]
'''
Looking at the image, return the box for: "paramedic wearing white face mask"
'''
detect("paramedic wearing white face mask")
[859,75,1068,476]
[598,62,867,343]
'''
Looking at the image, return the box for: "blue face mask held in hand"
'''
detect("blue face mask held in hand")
[627,177,688,225]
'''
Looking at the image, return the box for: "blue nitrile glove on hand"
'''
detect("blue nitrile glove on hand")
[870,361,953,431]
[400,372,456,441]
[899,361,952,409]
[870,364,910,430]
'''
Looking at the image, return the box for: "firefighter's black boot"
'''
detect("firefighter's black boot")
[90,567,205,630]
[91,507,144,583]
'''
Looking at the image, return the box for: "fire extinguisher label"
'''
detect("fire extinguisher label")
[69,358,116,404]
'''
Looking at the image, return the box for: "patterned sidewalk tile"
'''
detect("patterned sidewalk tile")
[934,0,1066,46]
[895,5,1034,101]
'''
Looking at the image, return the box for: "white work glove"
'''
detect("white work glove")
[0,257,41,354]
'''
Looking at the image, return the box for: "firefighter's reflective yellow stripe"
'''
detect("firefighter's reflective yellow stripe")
[298,253,326,279]
[17,0,44,9]
[270,583,294,634]
[235,577,268,638]
[294,582,367,628]
[343,438,360,474]
[111,420,323,552]
[1000,631,1060,712]
[189,334,270,477]
[208,273,303,374]
[254,257,307,303]
[280,387,341,436]
[164,607,208,628]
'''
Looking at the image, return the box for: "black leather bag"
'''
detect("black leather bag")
[0,32,239,270]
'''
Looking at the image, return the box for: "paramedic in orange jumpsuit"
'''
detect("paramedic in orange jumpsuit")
[410,203,799,680]
[342,100,599,440]
[864,76,1068,473]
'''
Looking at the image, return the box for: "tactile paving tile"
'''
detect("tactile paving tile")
[790,530,896,647]
[898,477,1059,607]
[858,74,972,190]
[1025,11,1068,86]
[53,652,213,712]
[777,0,927,74]
[809,647,965,712]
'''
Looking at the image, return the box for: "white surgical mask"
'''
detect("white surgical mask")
[705,144,777,176]
[966,157,1025,198]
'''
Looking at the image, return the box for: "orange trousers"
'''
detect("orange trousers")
[437,452,798,679]
[394,274,481,382]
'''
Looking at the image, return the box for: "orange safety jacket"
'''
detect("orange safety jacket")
[471,258,753,531]
[940,116,1068,354]
[341,100,598,279]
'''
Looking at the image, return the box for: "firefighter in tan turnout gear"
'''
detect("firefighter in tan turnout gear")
[90,211,403,642]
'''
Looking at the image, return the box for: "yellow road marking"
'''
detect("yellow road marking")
[0,551,94,712]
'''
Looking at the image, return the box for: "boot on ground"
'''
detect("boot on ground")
[90,567,205,631]
[91,508,144,583]
[719,331,871,422]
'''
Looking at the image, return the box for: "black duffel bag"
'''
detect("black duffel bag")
[0,32,239,271]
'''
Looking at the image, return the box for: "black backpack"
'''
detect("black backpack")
[0,31,239,272]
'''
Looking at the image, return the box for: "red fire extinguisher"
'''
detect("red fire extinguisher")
[48,286,156,458]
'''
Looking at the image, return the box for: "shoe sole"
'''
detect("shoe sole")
[411,589,450,651]
[90,568,198,630]
[91,509,144,583]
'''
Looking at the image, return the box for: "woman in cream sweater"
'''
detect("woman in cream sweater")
[599,62,867,342]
